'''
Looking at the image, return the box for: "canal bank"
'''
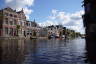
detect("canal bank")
[0,36,48,40]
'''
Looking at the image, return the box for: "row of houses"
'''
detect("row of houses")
[0,7,78,38]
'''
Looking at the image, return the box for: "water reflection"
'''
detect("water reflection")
[0,39,26,64]
[0,38,89,64]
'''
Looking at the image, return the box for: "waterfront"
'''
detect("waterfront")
[0,38,89,64]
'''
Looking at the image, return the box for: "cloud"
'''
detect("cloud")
[23,7,33,19]
[4,0,34,19]
[48,9,58,20]
[51,9,58,16]
[39,20,58,27]
[39,9,85,34]
[5,0,13,3]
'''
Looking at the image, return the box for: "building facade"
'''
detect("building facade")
[46,25,65,37]
[26,20,41,37]
[0,7,26,37]
[0,7,40,37]
[39,28,48,37]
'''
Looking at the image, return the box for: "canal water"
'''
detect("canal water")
[0,38,89,64]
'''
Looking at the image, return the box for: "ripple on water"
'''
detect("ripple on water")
[0,38,88,64]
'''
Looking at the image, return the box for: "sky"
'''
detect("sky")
[0,0,85,34]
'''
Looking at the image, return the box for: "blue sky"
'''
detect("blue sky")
[0,0,85,34]
[31,0,83,22]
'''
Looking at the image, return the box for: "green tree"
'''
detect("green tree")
[33,31,36,36]
[16,25,20,36]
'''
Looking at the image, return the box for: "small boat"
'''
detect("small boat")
[81,36,85,38]
[30,36,37,39]
[55,35,59,38]
[48,35,55,39]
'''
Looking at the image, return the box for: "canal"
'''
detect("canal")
[0,38,89,64]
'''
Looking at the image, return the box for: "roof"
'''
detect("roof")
[3,7,16,12]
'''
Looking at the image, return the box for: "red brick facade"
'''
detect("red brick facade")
[0,7,26,37]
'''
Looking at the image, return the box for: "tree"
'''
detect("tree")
[16,25,20,36]
[33,30,36,37]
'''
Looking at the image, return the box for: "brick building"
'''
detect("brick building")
[26,20,41,37]
[0,7,27,37]
[46,25,64,37]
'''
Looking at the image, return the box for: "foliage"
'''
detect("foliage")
[16,25,20,29]
[16,25,20,36]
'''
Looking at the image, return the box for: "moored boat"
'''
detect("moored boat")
[30,36,37,39]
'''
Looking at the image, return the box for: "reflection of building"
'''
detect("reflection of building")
[0,7,26,37]
[1,39,26,64]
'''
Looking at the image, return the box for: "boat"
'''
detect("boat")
[30,36,37,39]
[81,35,85,38]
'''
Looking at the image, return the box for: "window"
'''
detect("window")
[10,14,13,17]
[27,29,30,35]
[14,15,17,18]
[26,22,28,26]
[14,19,17,25]
[5,27,8,34]
[20,22,22,26]
[28,23,30,26]
[5,13,8,16]
[51,28,52,30]
[9,28,13,36]
[10,21,13,25]
[5,21,8,24]
[5,18,8,24]
[22,22,24,26]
